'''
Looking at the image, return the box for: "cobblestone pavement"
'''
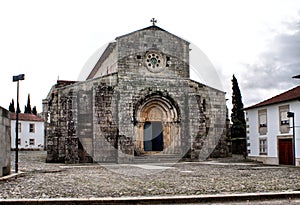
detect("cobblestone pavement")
[1,151,300,199]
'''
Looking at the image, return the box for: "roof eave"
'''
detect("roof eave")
[245,97,300,110]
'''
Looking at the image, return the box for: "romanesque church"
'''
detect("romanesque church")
[43,21,230,163]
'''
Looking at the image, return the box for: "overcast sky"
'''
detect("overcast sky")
[0,0,300,113]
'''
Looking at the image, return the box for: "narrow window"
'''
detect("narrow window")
[18,138,21,145]
[258,109,267,135]
[202,99,206,112]
[29,139,35,145]
[29,123,35,133]
[259,139,267,155]
[279,105,290,133]
[259,114,267,127]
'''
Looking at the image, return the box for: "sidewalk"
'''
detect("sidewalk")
[1,192,300,204]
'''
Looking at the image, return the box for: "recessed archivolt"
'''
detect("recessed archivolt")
[136,96,179,123]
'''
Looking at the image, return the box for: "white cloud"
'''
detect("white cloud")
[241,17,300,107]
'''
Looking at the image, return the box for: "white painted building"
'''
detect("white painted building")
[10,113,45,150]
[245,86,300,166]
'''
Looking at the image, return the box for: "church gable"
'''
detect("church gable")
[87,25,190,80]
[116,25,190,66]
[116,25,190,80]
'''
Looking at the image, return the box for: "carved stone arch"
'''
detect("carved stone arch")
[133,92,181,155]
[136,97,179,123]
[133,91,181,125]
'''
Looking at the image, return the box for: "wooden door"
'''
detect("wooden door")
[278,139,294,165]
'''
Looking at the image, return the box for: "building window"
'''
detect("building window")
[29,123,35,133]
[18,138,21,145]
[18,122,21,132]
[29,139,35,145]
[258,109,267,135]
[279,105,290,133]
[259,139,267,155]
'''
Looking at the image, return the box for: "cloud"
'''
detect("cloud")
[241,16,300,106]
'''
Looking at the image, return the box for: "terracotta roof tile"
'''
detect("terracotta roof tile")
[245,85,300,109]
[10,113,44,122]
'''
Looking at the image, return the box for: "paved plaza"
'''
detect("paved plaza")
[1,151,300,200]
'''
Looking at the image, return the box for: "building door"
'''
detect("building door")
[278,138,294,165]
[143,121,163,151]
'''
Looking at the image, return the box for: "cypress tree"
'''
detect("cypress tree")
[32,106,37,115]
[17,102,21,113]
[231,75,246,155]
[9,99,15,112]
[25,94,32,114]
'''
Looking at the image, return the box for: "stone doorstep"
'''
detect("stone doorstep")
[130,164,175,170]
[0,171,25,181]
[1,191,300,204]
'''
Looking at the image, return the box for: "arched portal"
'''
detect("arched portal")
[134,95,180,154]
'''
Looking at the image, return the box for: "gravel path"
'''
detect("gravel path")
[1,151,300,199]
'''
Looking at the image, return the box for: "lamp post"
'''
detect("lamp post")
[13,74,25,173]
[287,111,296,166]
[292,75,300,79]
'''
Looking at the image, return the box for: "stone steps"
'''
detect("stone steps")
[132,154,182,164]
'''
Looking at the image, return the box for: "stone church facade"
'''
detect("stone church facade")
[43,24,230,163]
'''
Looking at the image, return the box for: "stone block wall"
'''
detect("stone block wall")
[186,81,229,159]
[0,107,11,176]
[93,82,119,162]
[200,87,228,159]
[45,75,119,163]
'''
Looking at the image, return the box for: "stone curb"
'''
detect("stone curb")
[0,172,25,181]
[1,191,300,204]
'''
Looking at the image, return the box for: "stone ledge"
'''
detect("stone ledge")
[1,191,300,204]
[0,171,25,181]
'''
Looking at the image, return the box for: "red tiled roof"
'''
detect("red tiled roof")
[10,113,44,122]
[245,86,300,110]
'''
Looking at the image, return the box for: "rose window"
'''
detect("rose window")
[145,52,165,72]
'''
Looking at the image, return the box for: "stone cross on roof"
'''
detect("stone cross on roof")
[151,18,157,26]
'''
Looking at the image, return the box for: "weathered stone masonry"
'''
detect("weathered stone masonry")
[43,25,230,163]
[0,107,11,176]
